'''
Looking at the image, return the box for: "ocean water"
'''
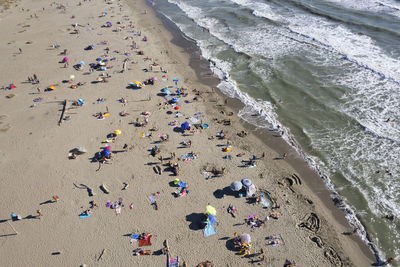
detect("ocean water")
[145,0,400,263]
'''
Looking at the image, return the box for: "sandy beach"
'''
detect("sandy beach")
[0,0,378,266]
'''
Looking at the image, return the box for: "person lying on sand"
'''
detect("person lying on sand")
[119,110,129,116]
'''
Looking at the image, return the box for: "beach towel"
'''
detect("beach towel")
[168,257,179,267]
[203,221,217,237]
[79,213,90,219]
[130,234,139,243]
[189,117,199,123]
[138,235,152,246]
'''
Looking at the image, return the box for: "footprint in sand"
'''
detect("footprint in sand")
[0,115,11,133]
[324,247,342,266]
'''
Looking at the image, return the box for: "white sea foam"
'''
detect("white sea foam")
[153,0,398,260]
[228,0,283,22]
[327,0,400,17]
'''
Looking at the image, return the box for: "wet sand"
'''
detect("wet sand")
[0,0,376,266]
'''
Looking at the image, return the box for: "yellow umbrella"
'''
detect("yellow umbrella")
[133,81,141,85]
[48,85,56,90]
[114,129,122,135]
[69,74,75,80]
[205,205,216,216]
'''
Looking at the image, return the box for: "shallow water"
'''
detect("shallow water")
[144,0,400,263]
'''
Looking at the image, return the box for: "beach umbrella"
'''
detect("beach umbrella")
[151,77,158,81]
[104,145,112,151]
[96,58,102,62]
[171,97,179,102]
[63,57,68,62]
[208,214,217,224]
[241,178,252,188]
[114,129,122,136]
[48,85,56,90]
[205,205,216,216]
[240,233,251,244]
[80,61,85,65]
[69,74,75,80]
[172,78,179,82]
[133,81,141,85]
[102,149,111,157]
[181,121,190,130]
[230,181,243,192]
[161,88,171,95]
[246,183,257,197]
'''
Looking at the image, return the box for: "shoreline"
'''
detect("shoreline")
[147,0,378,263]
[146,1,379,260]
[0,0,379,266]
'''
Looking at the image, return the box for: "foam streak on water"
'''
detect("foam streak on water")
[148,0,400,263]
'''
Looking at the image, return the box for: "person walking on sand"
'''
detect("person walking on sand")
[122,58,128,73]
[36,209,43,219]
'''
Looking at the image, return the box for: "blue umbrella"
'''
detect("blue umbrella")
[208,214,217,224]
[172,78,179,82]
[101,149,111,157]
[241,178,252,188]
[171,97,179,102]
[181,121,190,130]
[80,61,85,65]
[161,88,171,94]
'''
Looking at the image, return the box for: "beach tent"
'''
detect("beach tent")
[230,181,243,192]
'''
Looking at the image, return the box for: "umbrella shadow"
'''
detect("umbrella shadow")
[213,186,237,199]
[173,127,184,133]
[186,213,207,231]
[225,238,237,252]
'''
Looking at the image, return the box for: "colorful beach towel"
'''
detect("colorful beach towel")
[168,257,179,267]
[138,234,152,246]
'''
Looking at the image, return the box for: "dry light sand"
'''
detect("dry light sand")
[0,0,377,266]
